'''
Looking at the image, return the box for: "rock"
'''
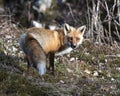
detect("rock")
[32,0,52,13]
[84,69,91,74]
[93,71,99,76]
[59,80,64,84]
[66,68,73,73]
[31,20,43,28]
[70,57,75,62]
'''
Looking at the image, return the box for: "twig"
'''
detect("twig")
[105,54,120,58]
[67,3,77,23]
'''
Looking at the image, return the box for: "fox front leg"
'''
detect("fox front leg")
[49,52,55,75]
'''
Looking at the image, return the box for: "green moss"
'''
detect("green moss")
[113,58,120,64]
[0,70,9,82]
[99,54,105,63]
[55,62,66,74]
[45,61,67,83]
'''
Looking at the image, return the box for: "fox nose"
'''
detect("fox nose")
[71,44,77,49]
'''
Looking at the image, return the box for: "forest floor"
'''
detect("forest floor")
[0,14,120,96]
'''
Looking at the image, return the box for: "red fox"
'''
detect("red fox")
[19,23,86,79]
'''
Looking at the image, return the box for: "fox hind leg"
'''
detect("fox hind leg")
[26,55,31,70]
[25,54,34,78]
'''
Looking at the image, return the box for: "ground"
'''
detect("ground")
[0,15,120,96]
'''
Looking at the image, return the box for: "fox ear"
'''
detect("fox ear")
[77,25,86,36]
[64,23,71,35]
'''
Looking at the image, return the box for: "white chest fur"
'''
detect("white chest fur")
[55,47,73,56]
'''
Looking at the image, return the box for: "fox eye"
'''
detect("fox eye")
[76,37,80,41]
[67,37,72,41]
[69,37,73,41]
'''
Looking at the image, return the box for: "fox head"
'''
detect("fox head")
[63,23,86,49]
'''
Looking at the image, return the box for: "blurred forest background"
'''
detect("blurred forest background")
[1,0,120,44]
[0,0,120,96]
